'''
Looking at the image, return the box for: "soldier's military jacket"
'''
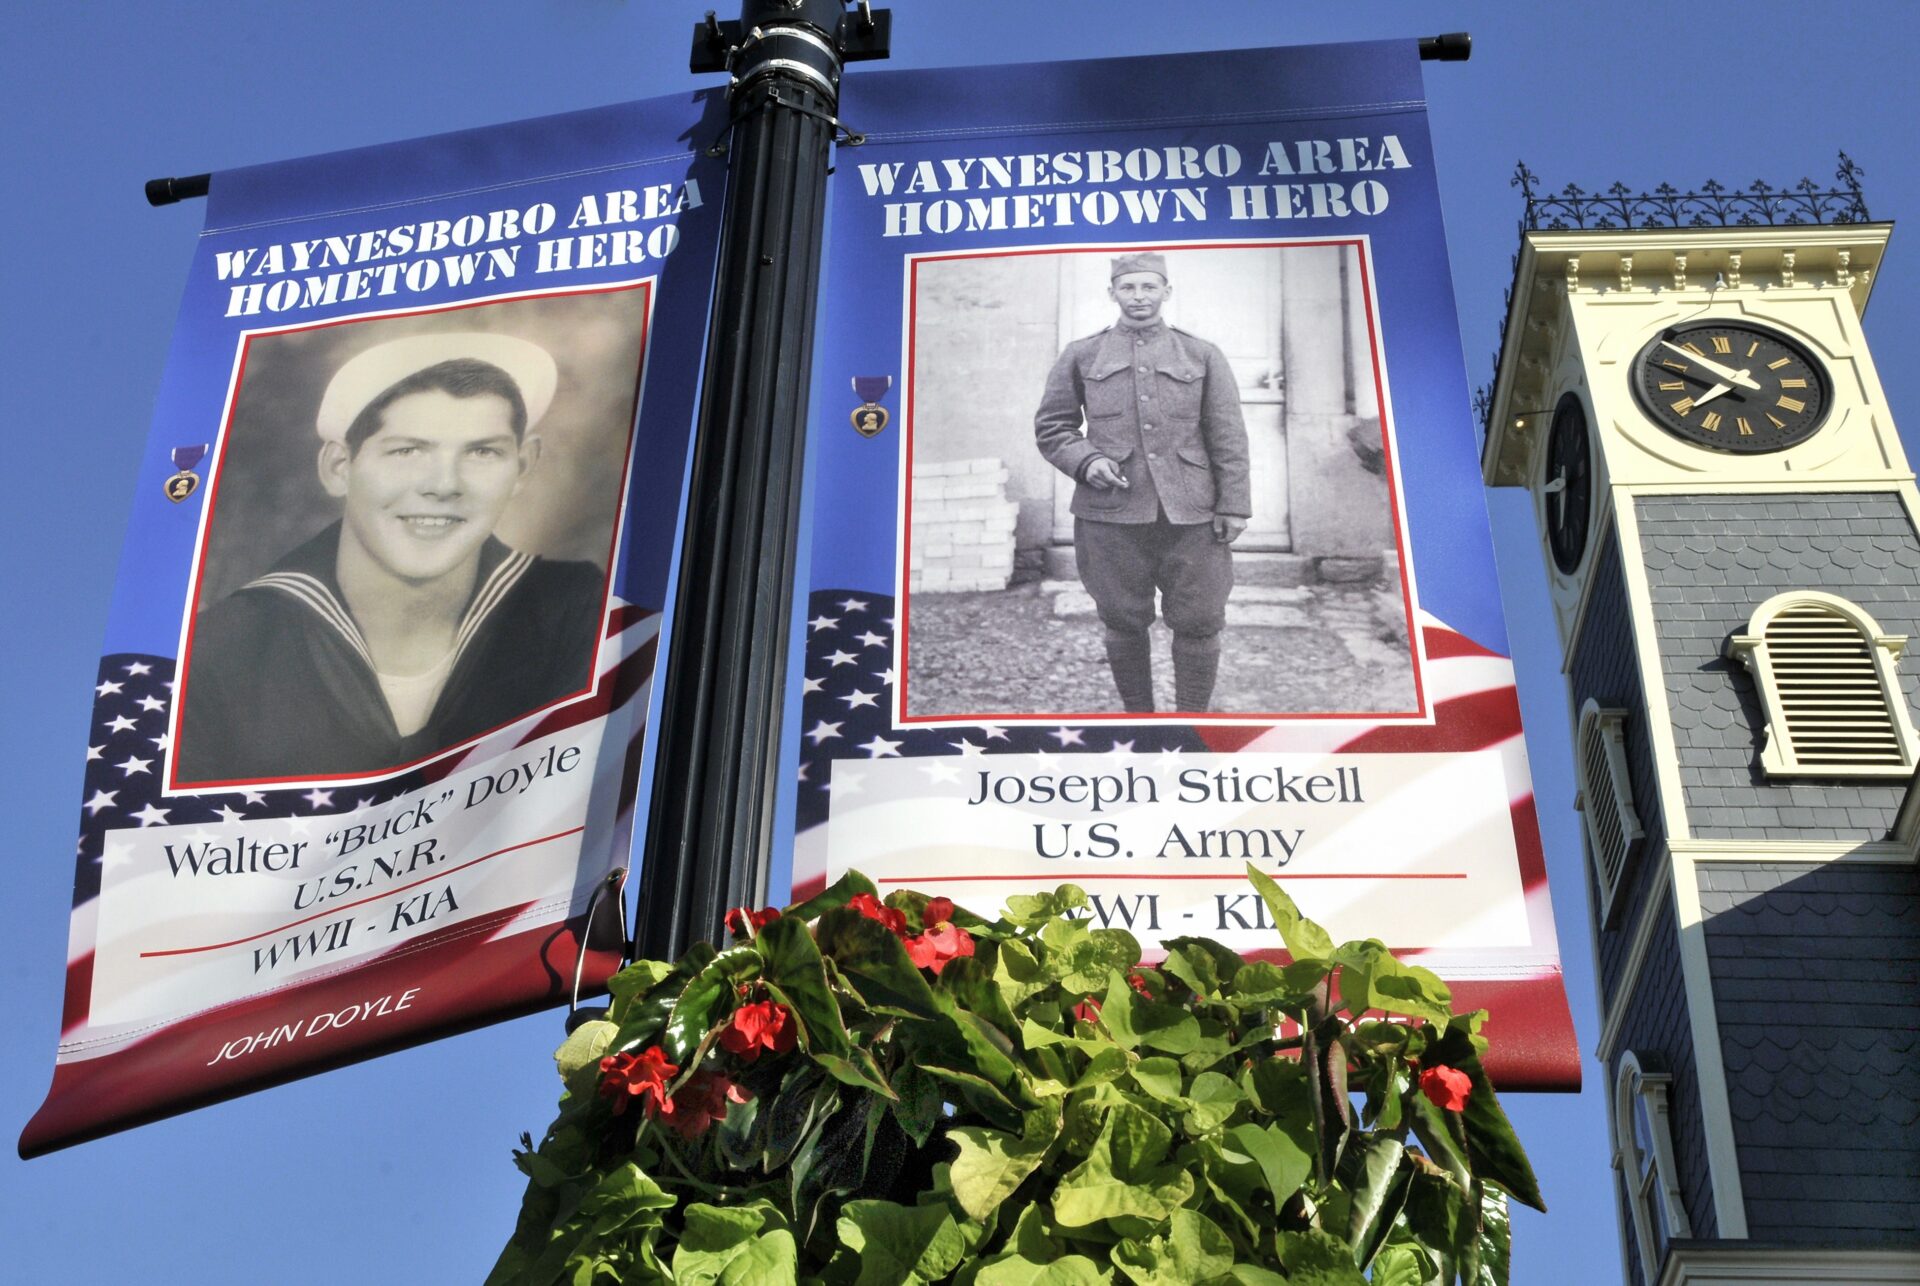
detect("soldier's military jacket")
[1034,319,1251,525]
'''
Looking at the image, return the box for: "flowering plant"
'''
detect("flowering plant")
[490,866,1539,1284]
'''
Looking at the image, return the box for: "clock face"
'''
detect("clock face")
[1630,321,1830,452]
[1545,392,1592,575]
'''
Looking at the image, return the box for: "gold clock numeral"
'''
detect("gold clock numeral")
[1681,342,1706,356]
[1661,359,1689,372]
[1746,341,1760,357]
[1737,417,1754,436]
[1702,411,1723,431]
[1670,397,1695,416]
[1658,380,1686,391]
[1767,412,1787,429]
[1779,377,1808,389]
[1777,395,1806,413]
[1712,336,1733,354]
[1768,357,1792,370]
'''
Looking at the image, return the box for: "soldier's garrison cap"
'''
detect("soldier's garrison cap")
[316,333,558,442]
[1109,252,1169,281]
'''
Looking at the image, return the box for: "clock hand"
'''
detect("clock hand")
[1691,378,1741,408]
[1660,340,1762,391]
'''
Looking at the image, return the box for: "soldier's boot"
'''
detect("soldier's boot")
[1172,634,1221,713]
[1104,628,1156,714]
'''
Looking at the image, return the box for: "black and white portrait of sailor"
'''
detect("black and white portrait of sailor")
[176,333,606,785]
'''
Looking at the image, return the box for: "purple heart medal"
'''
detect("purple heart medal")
[164,444,208,503]
[850,376,893,438]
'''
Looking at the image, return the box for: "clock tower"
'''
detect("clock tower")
[1482,164,1920,1286]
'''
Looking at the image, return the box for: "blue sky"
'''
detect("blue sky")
[4,3,1917,1281]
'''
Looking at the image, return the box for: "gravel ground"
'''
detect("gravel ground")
[903,581,1416,719]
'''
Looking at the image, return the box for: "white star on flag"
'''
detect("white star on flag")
[83,789,118,817]
[918,759,962,784]
[950,738,987,758]
[150,732,172,752]
[131,803,171,827]
[808,615,839,633]
[95,679,124,697]
[117,755,152,776]
[1105,739,1137,757]
[858,735,903,758]
[1154,747,1186,771]
[978,724,1011,741]
[803,675,825,694]
[241,791,267,807]
[827,767,865,796]
[105,715,137,734]
[855,630,887,649]
[136,695,167,713]
[836,598,869,613]
[806,720,844,745]
[874,667,896,686]
[213,804,246,824]
[124,661,153,676]
[86,744,103,761]
[1049,726,1086,747]
[825,650,858,667]
[839,689,879,710]
[302,788,334,809]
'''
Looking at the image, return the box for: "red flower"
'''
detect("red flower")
[598,1046,678,1117]
[848,891,908,936]
[660,1069,751,1139]
[901,897,975,975]
[719,999,797,1062]
[725,905,781,937]
[1072,997,1102,1025]
[1419,1065,1473,1112]
[1126,971,1152,998]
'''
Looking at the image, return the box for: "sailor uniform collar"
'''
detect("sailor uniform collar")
[240,521,533,680]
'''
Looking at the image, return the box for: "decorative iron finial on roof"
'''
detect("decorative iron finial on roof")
[1514,151,1870,232]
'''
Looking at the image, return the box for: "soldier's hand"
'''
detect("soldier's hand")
[1084,457,1129,490]
[1213,515,1248,544]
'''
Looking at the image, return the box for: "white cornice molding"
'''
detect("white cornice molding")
[1673,838,1916,865]
[1658,1245,1920,1285]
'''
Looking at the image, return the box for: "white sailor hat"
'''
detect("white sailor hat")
[315,332,558,442]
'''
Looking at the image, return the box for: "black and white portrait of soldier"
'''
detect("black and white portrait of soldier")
[176,294,648,785]
[1034,251,1251,713]
[902,244,1416,721]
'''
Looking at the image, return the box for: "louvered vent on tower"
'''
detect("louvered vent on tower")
[1575,702,1642,925]
[1727,593,1919,777]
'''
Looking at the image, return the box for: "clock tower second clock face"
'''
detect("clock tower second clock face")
[1630,321,1830,453]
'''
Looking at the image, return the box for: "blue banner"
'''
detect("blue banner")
[784,42,1578,1088]
[25,91,725,1154]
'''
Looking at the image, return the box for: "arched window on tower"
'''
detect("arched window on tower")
[1615,1052,1691,1284]
[1574,700,1643,926]
[1726,591,1920,777]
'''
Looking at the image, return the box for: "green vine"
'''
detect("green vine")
[490,866,1541,1284]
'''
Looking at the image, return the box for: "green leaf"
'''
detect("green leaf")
[814,906,941,1019]
[948,1121,1058,1221]
[1181,1071,1241,1136]
[1402,1173,1468,1283]
[664,946,761,1061]
[1100,976,1203,1054]
[754,913,854,1058]
[785,868,880,922]
[719,1230,796,1286]
[974,1254,1112,1286]
[1225,1121,1311,1207]
[1226,961,1296,1005]
[892,1061,945,1147]
[1161,937,1241,1000]
[1457,1060,1545,1212]
[1226,1267,1289,1286]
[671,1204,771,1285]
[1113,1209,1235,1286]
[1339,1134,1409,1269]
[1275,1229,1368,1285]
[838,1199,968,1286]
[1052,1104,1194,1228]
[993,937,1054,1008]
[942,954,1021,1038]
[1128,1057,1184,1103]
[554,1019,617,1082]
[1243,863,1334,962]
[1365,1245,1434,1286]
[606,959,676,1009]
[1472,1190,1512,1286]
[1405,1090,1471,1194]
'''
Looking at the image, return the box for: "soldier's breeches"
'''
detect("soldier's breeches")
[1073,516,1232,635]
